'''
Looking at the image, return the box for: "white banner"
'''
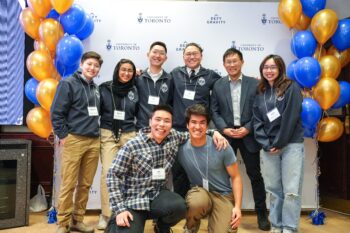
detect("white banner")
[53,0,317,210]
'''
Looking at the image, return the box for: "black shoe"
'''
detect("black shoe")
[153,222,173,233]
[257,210,271,231]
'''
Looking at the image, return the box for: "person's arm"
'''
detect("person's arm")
[50,81,71,141]
[272,82,303,149]
[210,84,228,132]
[226,162,243,229]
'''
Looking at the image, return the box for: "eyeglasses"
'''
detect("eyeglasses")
[184,52,201,58]
[120,68,134,73]
[151,50,166,56]
[263,66,278,71]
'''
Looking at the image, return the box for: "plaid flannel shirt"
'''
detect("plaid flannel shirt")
[106,127,188,214]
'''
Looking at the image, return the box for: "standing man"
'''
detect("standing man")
[135,41,171,129]
[178,104,243,233]
[51,51,103,233]
[211,48,270,231]
[169,42,221,197]
[106,105,227,233]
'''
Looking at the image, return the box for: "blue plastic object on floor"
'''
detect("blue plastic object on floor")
[47,207,57,224]
[309,209,326,225]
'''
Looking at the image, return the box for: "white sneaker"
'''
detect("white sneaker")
[96,214,108,230]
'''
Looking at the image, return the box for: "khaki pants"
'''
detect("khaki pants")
[57,134,100,226]
[100,129,136,217]
[185,186,237,233]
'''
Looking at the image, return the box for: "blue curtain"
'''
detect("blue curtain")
[0,0,24,125]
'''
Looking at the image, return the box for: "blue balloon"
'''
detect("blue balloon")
[287,60,298,80]
[301,98,322,128]
[294,57,321,88]
[300,0,326,18]
[332,81,350,108]
[291,30,317,58]
[304,126,316,138]
[60,4,87,35]
[25,78,40,105]
[46,9,60,20]
[75,14,94,40]
[55,59,80,77]
[56,35,84,66]
[332,19,350,51]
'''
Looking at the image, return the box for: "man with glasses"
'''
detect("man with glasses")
[169,42,221,197]
[210,48,270,231]
[136,41,171,129]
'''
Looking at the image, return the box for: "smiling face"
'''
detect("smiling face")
[187,114,208,142]
[262,58,279,86]
[148,45,167,68]
[224,53,244,80]
[149,110,172,144]
[80,58,101,80]
[183,45,202,70]
[118,63,134,83]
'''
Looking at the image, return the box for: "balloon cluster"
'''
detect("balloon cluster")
[278,0,350,142]
[20,0,94,138]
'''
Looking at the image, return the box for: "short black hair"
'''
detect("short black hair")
[150,104,173,118]
[81,51,103,66]
[150,41,167,53]
[185,104,210,125]
[184,42,203,54]
[223,48,243,62]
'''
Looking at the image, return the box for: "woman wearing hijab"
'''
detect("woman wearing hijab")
[98,59,139,230]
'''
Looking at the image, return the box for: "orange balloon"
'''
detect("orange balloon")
[319,55,341,79]
[19,7,41,40]
[313,44,327,60]
[50,0,74,14]
[39,18,64,53]
[28,0,52,18]
[34,40,56,58]
[313,77,340,110]
[317,117,344,142]
[294,12,311,30]
[36,79,59,111]
[327,46,350,68]
[26,50,54,81]
[52,67,62,81]
[311,9,338,45]
[26,107,52,138]
[278,0,302,28]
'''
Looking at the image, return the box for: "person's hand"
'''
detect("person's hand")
[213,131,228,150]
[231,127,249,139]
[116,211,133,227]
[269,147,280,154]
[59,137,67,146]
[223,128,235,138]
[230,207,242,229]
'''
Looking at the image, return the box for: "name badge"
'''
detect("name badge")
[114,110,125,120]
[267,107,280,122]
[183,90,195,100]
[148,95,160,105]
[152,168,166,180]
[203,178,209,191]
[88,107,98,116]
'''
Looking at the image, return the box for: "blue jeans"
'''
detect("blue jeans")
[260,143,304,233]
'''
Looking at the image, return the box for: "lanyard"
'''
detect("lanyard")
[110,85,126,112]
[183,72,199,93]
[263,87,277,113]
[78,78,97,107]
[189,141,209,180]
[146,76,165,98]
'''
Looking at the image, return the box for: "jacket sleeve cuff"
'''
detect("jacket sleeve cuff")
[115,204,127,215]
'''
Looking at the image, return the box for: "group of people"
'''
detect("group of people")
[50,41,305,233]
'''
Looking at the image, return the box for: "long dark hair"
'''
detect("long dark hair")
[257,54,292,97]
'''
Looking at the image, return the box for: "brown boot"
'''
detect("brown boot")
[56,225,70,233]
[70,220,94,233]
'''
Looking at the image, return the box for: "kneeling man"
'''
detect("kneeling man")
[178,104,243,233]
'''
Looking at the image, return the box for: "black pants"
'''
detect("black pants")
[172,159,191,198]
[231,139,267,211]
[105,190,186,233]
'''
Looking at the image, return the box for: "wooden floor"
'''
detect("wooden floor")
[1,209,349,233]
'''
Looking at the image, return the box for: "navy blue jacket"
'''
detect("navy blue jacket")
[50,72,100,139]
[169,66,221,131]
